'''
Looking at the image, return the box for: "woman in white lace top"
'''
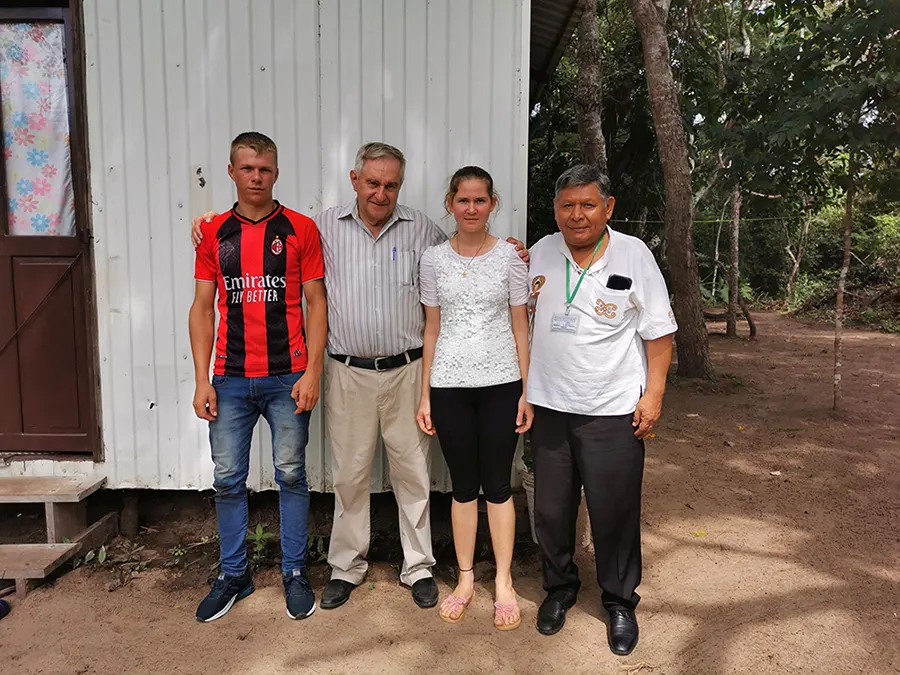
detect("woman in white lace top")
[417,166,532,630]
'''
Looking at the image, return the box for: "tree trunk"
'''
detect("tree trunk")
[834,157,856,411]
[711,196,729,303]
[785,209,811,303]
[727,184,742,337]
[627,0,714,379]
[575,2,608,175]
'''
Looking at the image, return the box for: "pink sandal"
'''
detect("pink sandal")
[439,594,472,624]
[493,601,521,631]
[439,567,474,624]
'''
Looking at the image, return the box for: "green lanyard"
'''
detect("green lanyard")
[565,230,606,315]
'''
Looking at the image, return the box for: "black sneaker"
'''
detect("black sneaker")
[284,569,316,620]
[195,571,254,622]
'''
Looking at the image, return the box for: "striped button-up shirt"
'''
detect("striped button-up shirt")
[316,201,448,358]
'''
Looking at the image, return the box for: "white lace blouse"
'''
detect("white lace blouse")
[419,239,529,388]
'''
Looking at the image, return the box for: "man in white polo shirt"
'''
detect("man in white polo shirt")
[527,164,676,656]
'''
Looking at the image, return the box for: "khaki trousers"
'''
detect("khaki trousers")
[325,358,435,586]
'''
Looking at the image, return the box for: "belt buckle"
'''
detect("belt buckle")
[373,356,387,372]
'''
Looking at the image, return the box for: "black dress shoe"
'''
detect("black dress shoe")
[320,579,357,609]
[607,609,639,655]
[411,577,439,608]
[536,594,576,635]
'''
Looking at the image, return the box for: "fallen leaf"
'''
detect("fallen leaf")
[692,530,707,537]
[769,470,782,476]
[724,440,735,448]
[738,425,745,431]
[647,432,657,439]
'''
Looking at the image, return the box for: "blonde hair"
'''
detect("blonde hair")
[230,131,278,165]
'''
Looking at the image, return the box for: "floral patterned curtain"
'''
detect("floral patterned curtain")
[0,22,75,237]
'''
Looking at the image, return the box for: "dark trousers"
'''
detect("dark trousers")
[430,380,522,503]
[532,405,644,612]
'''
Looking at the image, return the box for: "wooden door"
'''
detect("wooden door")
[0,3,98,456]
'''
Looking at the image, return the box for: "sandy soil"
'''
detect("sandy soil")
[1,312,898,675]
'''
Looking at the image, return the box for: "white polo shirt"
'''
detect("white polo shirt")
[526,228,677,416]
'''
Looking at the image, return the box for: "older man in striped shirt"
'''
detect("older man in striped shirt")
[315,143,446,609]
[194,143,449,610]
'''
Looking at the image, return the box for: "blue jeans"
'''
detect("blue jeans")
[209,372,311,577]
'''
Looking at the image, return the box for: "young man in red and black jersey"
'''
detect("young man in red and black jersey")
[189,132,327,622]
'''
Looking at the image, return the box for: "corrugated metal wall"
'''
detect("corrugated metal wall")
[0,0,530,490]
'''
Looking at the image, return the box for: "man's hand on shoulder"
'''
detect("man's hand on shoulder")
[191,211,219,248]
[506,237,530,264]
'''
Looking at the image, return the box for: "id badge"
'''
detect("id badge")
[551,312,580,334]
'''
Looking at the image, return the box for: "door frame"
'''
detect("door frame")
[0,1,101,460]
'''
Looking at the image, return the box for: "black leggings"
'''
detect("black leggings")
[430,380,522,504]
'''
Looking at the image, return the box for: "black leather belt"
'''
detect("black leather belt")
[329,347,423,371]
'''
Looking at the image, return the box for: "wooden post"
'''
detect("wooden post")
[45,502,87,543]
[121,492,139,537]
[15,578,31,600]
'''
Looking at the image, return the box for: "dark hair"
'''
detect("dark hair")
[444,165,499,214]
[554,164,611,199]
[230,131,278,165]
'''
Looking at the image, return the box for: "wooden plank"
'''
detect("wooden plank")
[0,476,106,503]
[0,543,80,579]
[71,512,118,553]
[45,501,87,543]
[16,578,32,600]
[0,432,90,453]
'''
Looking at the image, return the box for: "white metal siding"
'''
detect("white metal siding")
[0,0,530,491]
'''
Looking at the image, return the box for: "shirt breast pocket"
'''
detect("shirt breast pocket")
[590,289,633,326]
[391,250,417,287]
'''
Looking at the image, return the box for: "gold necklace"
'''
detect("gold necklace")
[454,233,489,277]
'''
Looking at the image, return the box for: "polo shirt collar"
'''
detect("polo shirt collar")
[557,225,617,272]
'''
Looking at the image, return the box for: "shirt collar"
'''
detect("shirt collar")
[557,226,617,272]
[338,200,415,232]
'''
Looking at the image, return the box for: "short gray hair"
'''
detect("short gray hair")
[554,164,611,199]
[354,142,406,182]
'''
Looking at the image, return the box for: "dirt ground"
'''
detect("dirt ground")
[1,312,898,675]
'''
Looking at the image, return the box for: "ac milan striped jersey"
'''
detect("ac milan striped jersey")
[194,201,325,378]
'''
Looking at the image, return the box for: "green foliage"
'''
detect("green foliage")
[788,272,838,311]
[307,534,329,564]
[732,0,900,195]
[246,523,275,569]
[529,0,900,332]
[72,544,109,569]
[528,0,665,244]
